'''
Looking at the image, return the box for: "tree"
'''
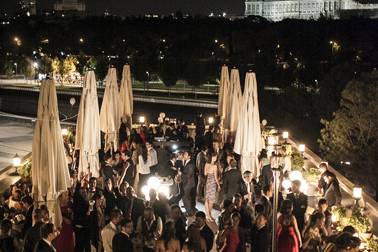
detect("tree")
[318,70,378,200]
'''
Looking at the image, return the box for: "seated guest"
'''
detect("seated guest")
[112,219,134,252]
[155,221,181,252]
[223,160,242,201]
[195,211,214,251]
[136,207,163,251]
[251,213,269,252]
[34,223,57,252]
[101,209,123,252]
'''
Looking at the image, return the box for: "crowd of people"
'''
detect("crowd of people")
[0,113,363,252]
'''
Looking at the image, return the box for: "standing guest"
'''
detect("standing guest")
[317,162,329,196]
[155,221,181,252]
[146,141,158,174]
[115,181,130,216]
[112,219,134,252]
[312,198,332,235]
[103,178,117,219]
[181,151,196,216]
[204,126,214,150]
[277,200,302,252]
[88,192,106,251]
[101,153,115,182]
[323,171,342,207]
[125,186,145,228]
[217,199,235,231]
[287,180,308,233]
[101,209,123,252]
[251,213,269,252]
[55,191,74,252]
[136,207,163,252]
[88,177,102,200]
[196,146,207,202]
[240,170,256,205]
[120,151,136,186]
[261,154,273,189]
[195,113,206,149]
[195,211,215,251]
[21,195,34,237]
[233,194,254,232]
[302,212,326,252]
[220,211,245,252]
[170,205,187,247]
[223,160,242,201]
[34,223,57,252]
[137,144,151,192]
[257,185,273,223]
[0,219,19,251]
[152,192,171,225]
[23,209,45,252]
[182,224,207,252]
[73,183,91,252]
[204,152,221,221]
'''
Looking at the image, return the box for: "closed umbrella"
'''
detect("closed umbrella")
[119,64,134,125]
[100,68,120,152]
[228,68,242,134]
[32,79,71,228]
[233,72,262,176]
[75,71,101,177]
[218,65,230,125]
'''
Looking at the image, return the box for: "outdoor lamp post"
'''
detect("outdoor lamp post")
[208,116,214,125]
[353,186,362,207]
[271,156,281,252]
[61,128,68,136]
[298,144,305,153]
[13,153,21,174]
[282,131,289,141]
[139,116,145,124]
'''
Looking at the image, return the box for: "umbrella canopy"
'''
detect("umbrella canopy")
[32,79,71,228]
[100,68,120,152]
[119,64,134,125]
[218,65,230,125]
[75,71,101,177]
[233,72,262,176]
[228,68,242,134]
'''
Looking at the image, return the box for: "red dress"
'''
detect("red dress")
[225,229,240,252]
[54,205,75,252]
[277,224,299,252]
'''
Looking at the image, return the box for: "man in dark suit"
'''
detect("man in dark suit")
[195,211,214,252]
[34,223,57,252]
[257,185,273,228]
[196,147,207,202]
[287,180,308,232]
[261,158,273,189]
[181,151,196,215]
[240,170,256,205]
[112,219,134,252]
[223,160,242,200]
[21,195,34,237]
[251,213,269,252]
[125,186,145,228]
[23,209,45,252]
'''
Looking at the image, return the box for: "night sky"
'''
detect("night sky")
[1,0,245,16]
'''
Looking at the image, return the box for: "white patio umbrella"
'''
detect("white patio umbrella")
[100,68,120,152]
[233,72,262,177]
[75,71,101,177]
[119,64,134,125]
[228,68,242,134]
[32,79,71,228]
[218,65,230,126]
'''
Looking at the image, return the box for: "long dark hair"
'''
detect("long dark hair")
[161,221,176,248]
[206,151,218,165]
[140,144,148,163]
[280,199,293,217]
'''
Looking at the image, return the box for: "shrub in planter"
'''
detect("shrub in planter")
[291,148,304,171]
[333,206,371,233]
[17,160,31,178]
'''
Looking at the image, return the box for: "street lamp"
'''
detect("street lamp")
[353,186,362,207]
[271,155,281,252]
[208,116,214,125]
[14,62,18,75]
[282,131,289,140]
[139,116,145,124]
[13,153,21,167]
[298,144,305,153]
[61,128,68,136]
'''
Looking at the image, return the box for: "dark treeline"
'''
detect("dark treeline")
[1,15,378,150]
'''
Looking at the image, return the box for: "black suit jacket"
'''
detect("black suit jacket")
[112,232,133,252]
[126,196,145,227]
[251,225,269,252]
[258,196,272,223]
[223,169,242,200]
[34,239,55,252]
[182,160,196,188]
[22,205,34,237]
[261,164,273,188]
[240,181,256,204]
[23,221,44,252]
[200,224,214,252]
[286,192,308,231]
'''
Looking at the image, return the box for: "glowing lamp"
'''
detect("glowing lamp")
[61,128,68,136]
[261,119,268,126]
[298,144,305,153]
[282,179,292,191]
[353,186,362,200]
[208,117,214,124]
[13,154,21,167]
[267,136,277,146]
[139,116,145,124]
[141,185,150,200]
[282,131,289,139]
[147,177,161,190]
[158,185,170,198]
[289,170,303,181]
[172,144,178,150]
